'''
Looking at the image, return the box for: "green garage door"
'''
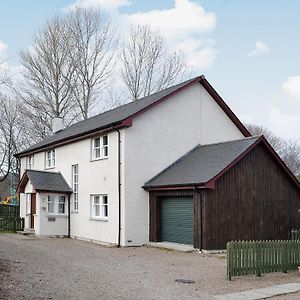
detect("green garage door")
[161,197,194,245]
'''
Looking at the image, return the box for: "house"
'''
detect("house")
[16,75,300,250]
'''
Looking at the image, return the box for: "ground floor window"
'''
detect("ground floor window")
[47,194,67,215]
[91,194,108,219]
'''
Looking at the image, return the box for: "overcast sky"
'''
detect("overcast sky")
[1,0,300,141]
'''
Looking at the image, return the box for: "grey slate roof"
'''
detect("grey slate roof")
[144,136,261,188]
[17,77,198,156]
[26,170,72,193]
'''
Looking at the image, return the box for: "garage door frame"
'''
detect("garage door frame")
[149,189,203,249]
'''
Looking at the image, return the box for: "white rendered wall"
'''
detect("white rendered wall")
[19,131,123,244]
[123,82,244,245]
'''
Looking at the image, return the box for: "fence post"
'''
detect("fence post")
[227,242,231,281]
[256,241,261,277]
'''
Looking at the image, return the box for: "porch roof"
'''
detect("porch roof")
[17,170,72,194]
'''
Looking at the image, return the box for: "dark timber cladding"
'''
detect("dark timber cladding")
[203,144,300,250]
[148,141,300,250]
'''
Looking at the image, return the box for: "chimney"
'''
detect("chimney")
[52,117,64,133]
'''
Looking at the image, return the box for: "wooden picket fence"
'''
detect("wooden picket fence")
[227,240,300,280]
[0,204,19,217]
[0,217,24,232]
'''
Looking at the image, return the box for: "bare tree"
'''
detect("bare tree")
[246,123,300,175]
[122,25,188,100]
[0,60,10,87]
[18,15,77,137]
[0,95,24,182]
[67,8,118,119]
[246,124,285,154]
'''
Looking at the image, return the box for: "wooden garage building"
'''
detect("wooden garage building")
[144,136,300,250]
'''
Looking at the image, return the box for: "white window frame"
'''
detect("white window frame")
[45,149,56,169]
[90,194,108,220]
[72,164,79,211]
[46,194,67,215]
[91,135,108,160]
[27,155,34,170]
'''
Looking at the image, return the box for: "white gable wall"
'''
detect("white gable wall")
[123,82,244,245]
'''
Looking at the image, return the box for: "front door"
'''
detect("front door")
[30,193,36,229]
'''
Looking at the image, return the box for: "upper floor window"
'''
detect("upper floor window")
[46,149,55,168]
[27,155,34,170]
[72,164,79,211]
[91,194,108,219]
[92,135,108,160]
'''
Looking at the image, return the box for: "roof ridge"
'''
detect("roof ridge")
[198,135,261,149]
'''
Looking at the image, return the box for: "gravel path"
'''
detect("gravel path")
[1,234,300,299]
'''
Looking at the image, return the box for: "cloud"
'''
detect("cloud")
[127,0,216,41]
[268,108,300,140]
[65,0,131,11]
[247,40,270,57]
[282,76,300,99]
[177,38,217,69]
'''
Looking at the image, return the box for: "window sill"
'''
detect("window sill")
[90,217,108,222]
[71,211,79,214]
[45,167,55,170]
[46,214,67,218]
[90,157,108,162]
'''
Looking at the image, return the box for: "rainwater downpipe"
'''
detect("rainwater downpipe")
[114,128,122,248]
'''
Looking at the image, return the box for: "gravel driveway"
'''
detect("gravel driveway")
[1,234,300,299]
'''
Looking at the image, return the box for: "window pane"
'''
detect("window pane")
[102,135,108,146]
[94,204,100,216]
[58,204,65,214]
[48,202,54,213]
[94,148,100,158]
[59,196,65,203]
[94,138,100,148]
[103,146,108,157]
[103,205,108,217]
[102,195,108,204]
[94,196,100,204]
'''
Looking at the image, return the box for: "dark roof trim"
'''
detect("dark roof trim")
[16,119,132,158]
[143,183,212,191]
[143,136,300,191]
[16,172,29,194]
